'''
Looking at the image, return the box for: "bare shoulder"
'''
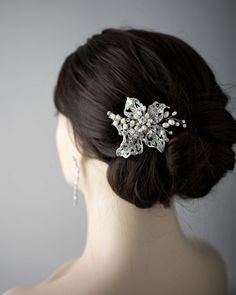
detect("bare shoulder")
[2,285,33,295]
[39,257,79,284]
[2,258,79,295]
[187,236,228,294]
[187,236,227,265]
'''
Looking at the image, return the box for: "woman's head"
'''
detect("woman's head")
[54,27,236,209]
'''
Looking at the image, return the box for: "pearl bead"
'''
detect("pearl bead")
[144,113,150,118]
[121,118,126,124]
[164,111,169,118]
[162,122,169,128]
[142,125,147,131]
[175,122,180,126]
[130,120,136,127]
[116,114,121,121]
[172,111,177,115]
[123,123,128,129]
[168,119,175,125]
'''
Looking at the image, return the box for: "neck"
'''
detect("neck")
[77,159,187,279]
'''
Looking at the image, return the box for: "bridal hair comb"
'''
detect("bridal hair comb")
[107,96,187,158]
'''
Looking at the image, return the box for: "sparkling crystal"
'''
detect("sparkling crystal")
[110,113,116,120]
[112,120,119,126]
[139,117,146,124]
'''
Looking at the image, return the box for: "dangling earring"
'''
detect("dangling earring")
[72,156,80,207]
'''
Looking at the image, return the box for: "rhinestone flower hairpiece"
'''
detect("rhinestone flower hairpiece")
[107,96,187,158]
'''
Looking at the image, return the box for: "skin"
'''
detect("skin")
[3,113,228,295]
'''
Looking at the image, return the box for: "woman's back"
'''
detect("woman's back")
[4,236,227,295]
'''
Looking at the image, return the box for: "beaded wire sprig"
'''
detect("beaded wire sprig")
[107,96,187,158]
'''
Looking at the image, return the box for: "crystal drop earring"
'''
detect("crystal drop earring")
[72,156,80,207]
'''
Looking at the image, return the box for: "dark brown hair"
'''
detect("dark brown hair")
[53,26,236,209]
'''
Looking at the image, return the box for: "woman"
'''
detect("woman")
[5,27,236,295]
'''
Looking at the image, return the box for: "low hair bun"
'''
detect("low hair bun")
[107,148,172,208]
[166,130,236,200]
